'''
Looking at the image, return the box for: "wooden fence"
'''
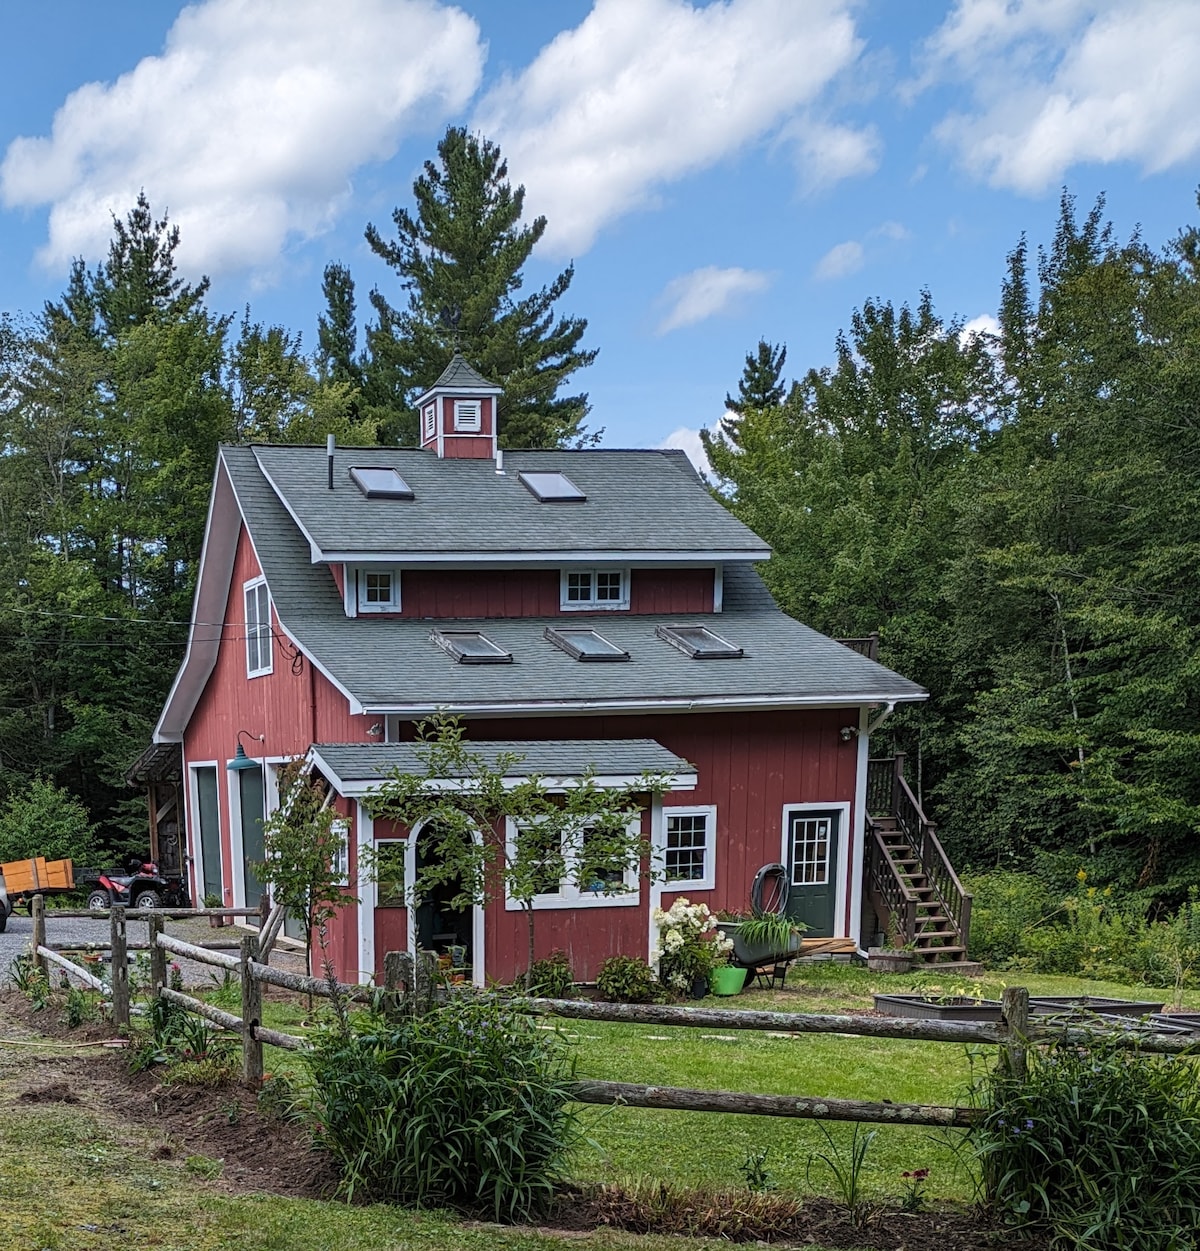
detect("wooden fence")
[26,893,1200,1132]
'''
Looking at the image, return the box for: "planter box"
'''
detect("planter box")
[866,948,912,974]
[1150,1012,1200,1034]
[1029,995,1165,1019]
[716,922,803,967]
[873,993,1003,1022]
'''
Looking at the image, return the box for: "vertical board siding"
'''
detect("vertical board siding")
[629,568,714,613]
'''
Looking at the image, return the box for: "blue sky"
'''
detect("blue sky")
[2,0,1198,463]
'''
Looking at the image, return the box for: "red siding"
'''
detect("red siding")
[330,564,344,598]
[396,567,715,619]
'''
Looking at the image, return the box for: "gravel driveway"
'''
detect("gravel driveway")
[0,907,306,989]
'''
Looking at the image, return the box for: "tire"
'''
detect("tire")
[0,905,7,934]
[133,889,162,911]
[87,890,110,910]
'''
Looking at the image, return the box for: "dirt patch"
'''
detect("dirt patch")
[18,1080,80,1104]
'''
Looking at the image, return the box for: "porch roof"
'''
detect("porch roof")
[310,739,697,796]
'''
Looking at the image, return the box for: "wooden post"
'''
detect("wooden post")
[31,894,47,980]
[240,934,263,1087]
[383,950,406,1021]
[110,906,129,1028]
[148,915,166,998]
[1001,986,1030,1081]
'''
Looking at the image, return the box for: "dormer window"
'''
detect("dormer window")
[357,568,400,613]
[561,568,628,611]
[454,399,482,432]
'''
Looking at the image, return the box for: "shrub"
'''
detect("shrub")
[597,955,658,1004]
[301,994,578,1220]
[972,1037,1200,1248]
[964,871,1060,965]
[526,949,573,997]
[653,897,732,995]
[0,777,95,866]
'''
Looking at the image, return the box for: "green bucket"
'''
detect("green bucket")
[710,965,747,996]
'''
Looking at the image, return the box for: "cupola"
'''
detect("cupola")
[413,354,503,459]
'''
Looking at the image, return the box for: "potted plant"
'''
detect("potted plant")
[204,892,227,928]
[867,916,914,973]
[653,897,734,999]
[709,949,748,996]
[717,911,805,965]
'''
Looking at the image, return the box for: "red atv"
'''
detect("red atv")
[85,859,187,911]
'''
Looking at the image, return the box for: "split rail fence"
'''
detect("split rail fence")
[26,893,1200,1132]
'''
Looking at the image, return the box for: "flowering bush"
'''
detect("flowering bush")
[653,897,733,994]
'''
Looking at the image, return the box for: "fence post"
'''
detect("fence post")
[148,915,166,999]
[1001,986,1030,1081]
[31,894,47,980]
[240,934,263,1087]
[258,889,271,932]
[110,906,129,1028]
[383,950,406,1021]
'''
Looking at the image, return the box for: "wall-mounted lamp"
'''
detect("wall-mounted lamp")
[838,725,860,743]
[367,722,384,738]
[227,729,266,772]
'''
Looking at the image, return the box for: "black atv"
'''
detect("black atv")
[83,859,189,911]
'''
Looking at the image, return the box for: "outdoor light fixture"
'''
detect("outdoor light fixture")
[226,729,266,772]
[839,725,859,742]
[367,722,384,737]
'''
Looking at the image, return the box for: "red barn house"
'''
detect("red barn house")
[154,357,973,985]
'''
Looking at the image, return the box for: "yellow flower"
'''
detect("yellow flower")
[1077,868,1087,883]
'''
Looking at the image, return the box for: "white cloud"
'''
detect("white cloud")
[655,266,771,335]
[959,312,1001,346]
[783,117,881,193]
[658,420,726,476]
[813,239,865,280]
[1,0,484,277]
[872,220,911,242]
[473,0,868,255]
[918,1,1200,193]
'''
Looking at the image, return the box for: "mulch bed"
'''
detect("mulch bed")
[2,988,1047,1247]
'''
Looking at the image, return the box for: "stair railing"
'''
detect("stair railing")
[865,821,919,946]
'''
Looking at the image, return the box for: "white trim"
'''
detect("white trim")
[318,547,772,565]
[502,816,642,911]
[713,565,724,613]
[406,817,486,989]
[659,804,717,892]
[850,715,870,952]
[647,796,665,968]
[780,801,851,939]
[244,576,272,677]
[412,381,503,409]
[422,402,437,441]
[253,454,325,562]
[330,817,351,887]
[453,399,482,432]
[227,765,249,909]
[355,566,401,614]
[357,802,375,982]
[342,565,356,618]
[187,761,222,907]
[365,692,927,717]
[560,567,630,612]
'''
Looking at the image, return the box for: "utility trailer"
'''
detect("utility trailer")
[0,856,77,913]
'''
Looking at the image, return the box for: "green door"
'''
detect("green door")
[238,767,266,908]
[194,766,222,903]
[785,810,839,938]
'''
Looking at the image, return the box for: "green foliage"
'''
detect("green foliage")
[61,987,98,1029]
[300,995,578,1220]
[525,949,573,997]
[653,898,733,996]
[972,1038,1200,1248]
[739,1146,776,1193]
[807,1125,877,1225]
[0,777,95,865]
[736,913,803,953]
[362,126,595,448]
[596,955,659,1004]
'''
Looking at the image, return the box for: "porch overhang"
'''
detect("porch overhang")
[309,739,698,798]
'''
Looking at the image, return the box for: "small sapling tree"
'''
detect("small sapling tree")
[257,759,354,995]
[366,716,671,989]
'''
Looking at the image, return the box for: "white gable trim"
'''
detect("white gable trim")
[317,547,771,565]
[253,451,324,562]
[363,693,927,717]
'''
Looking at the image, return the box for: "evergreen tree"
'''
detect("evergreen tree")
[362,126,595,447]
[316,261,363,390]
[720,339,788,442]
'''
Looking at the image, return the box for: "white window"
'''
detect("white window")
[422,403,436,439]
[790,815,832,886]
[560,568,629,611]
[454,399,481,432]
[504,817,642,910]
[330,817,350,887]
[357,568,400,613]
[244,577,272,677]
[662,806,716,891]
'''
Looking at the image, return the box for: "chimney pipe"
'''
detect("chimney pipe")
[495,448,505,475]
[327,434,335,490]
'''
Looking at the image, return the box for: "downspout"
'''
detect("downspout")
[864,701,896,738]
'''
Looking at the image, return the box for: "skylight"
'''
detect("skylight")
[544,625,629,662]
[431,629,513,664]
[518,470,586,503]
[349,466,414,500]
[656,624,744,659]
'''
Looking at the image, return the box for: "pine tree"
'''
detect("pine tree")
[316,262,362,389]
[720,339,788,442]
[362,126,595,447]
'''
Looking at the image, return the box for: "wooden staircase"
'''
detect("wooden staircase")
[865,755,976,970]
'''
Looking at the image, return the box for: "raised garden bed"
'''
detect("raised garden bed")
[1150,1012,1200,1034]
[872,993,1003,1022]
[1028,995,1165,1018]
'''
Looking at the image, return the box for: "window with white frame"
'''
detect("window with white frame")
[454,399,481,432]
[505,816,641,909]
[560,568,629,611]
[357,567,400,613]
[330,817,350,887]
[422,402,436,440]
[662,806,716,890]
[244,577,272,677]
